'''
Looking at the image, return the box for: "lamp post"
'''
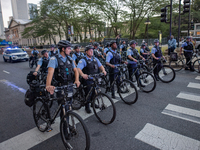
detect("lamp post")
[144,17,151,45]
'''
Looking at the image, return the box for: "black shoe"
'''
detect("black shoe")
[91,103,99,108]
[140,84,145,87]
[190,68,195,72]
[185,67,189,70]
[85,106,92,114]
[112,94,116,99]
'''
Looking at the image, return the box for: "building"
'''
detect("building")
[28,3,38,20]
[0,0,5,39]
[11,0,29,20]
[194,23,200,37]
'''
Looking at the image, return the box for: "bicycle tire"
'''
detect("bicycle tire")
[158,65,176,83]
[29,61,33,68]
[138,72,156,93]
[118,79,138,104]
[60,111,90,150]
[33,99,48,132]
[193,58,200,73]
[92,93,116,125]
[169,59,184,72]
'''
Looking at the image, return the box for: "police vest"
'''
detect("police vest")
[154,46,162,58]
[50,51,58,57]
[82,57,99,75]
[94,49,102,59]
[54,55,74,85]
[140,48,148,56]
[74,52,84,64]
[105,48,110,54]
[184,42,193,51]
[121,44,127,51]
[33,50,38,56]
[110,51,121,65]
[127,48,140,60]
[145,47,150,52]
[40,57,49,73]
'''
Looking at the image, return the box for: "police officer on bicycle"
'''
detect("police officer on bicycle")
[179,36,195,71]
[93,42,105,61]
[33,50,50,76]
[140,43,150,59]
[106,40,128,98]
[103,42,111,56]
[49,44,58,57]
[77,45,107,114]
[127,40,145,86]
[30,47,39,64]
[72,45,84,66]
[151,39,165,81]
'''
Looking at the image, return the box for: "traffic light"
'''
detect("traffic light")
[191,21,194,29]
[160,7,168,23]
[183,0,190,13]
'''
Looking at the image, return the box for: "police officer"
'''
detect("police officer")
[127,40,145,86]
[151,39,165,81]
[120,40,127,59]
[144,42,150,52]
[72,45,85,66]
[77,45,107,113]
[179,36,195,71]
[33,50,50,76]
[106,40,127,98]
[49,44,58,57]
[93,42,105,62]
[30,47,39,62]
[140,43,150,59]
[103,42,110,56]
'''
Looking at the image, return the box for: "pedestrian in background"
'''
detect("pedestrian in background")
[168,35,176,56]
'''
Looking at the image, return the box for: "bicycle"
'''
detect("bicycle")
[72,73,116,125]
[29,56,38,68]
[127,60,156,93]
[100,64,138,104]
[33,84,90,150]
[143,58,176,83]
[169,49,200,72]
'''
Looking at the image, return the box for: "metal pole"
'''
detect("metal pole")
[147,24,149,46]
[178,0,181,47]
[170,0,173,37]
[187,0,191,36]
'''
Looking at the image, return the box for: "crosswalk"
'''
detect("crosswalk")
[135,75,200,150]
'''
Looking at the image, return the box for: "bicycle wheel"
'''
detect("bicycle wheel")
[193,59,200,73]
[138,72,156,93]
[60,111,90,150]
[29,61,33,68]
[169,60,184,72]
[158,65,176,83]
[33,99,48,132]
[72,90,83,110]
[118,79,138,104]
[92,93,116,125]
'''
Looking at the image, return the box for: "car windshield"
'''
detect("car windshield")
[9,49,24,53]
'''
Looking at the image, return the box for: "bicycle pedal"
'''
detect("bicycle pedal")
[46,127,53,132]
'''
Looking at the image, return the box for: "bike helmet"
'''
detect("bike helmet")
[41,49,48,55]
[129,40,137,46]
[110,40,116,46]
[85,45,94,52]
[74,45,80,50]
[93,42,99,47]
[57,40,72,49]
[186,36,190,39]
[154,39,159,43]
[141,44,146,47]
[50,44,55,48]
[105,42,110,47]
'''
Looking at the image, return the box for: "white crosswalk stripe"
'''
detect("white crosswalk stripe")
[135,123,200,150]
[177,91,200,102]
[187,82,200,89]
[195,76,200,80]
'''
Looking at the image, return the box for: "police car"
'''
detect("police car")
[3,48,29,63]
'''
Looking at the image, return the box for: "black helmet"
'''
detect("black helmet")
[93,42,99,47]
[186,36,190,39]
[141,44,146,47]
[105,42,110,47]
[121,40,125,43]
[51,44,55,48]
[85,45,94,52]
[74,45,80,50]
[57,40,71,49]
[154,39,159,43]
[41,49,48,55]
[110,40,116,46]
[129,40,137,46]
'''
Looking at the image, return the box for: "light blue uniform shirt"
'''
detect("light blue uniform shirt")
[181,42,193,52]
[31,50,39,54]
[151,46,162,58]
[127,48,139,64]
[120,44,125,49]
[47,53,75,69]
[48,50,59,57]
[104,47,110,54]
[38,57,50,66]
[77,56,102,70]
[140,48,145,54]
[106,49,121,64]
[168,38,176,49]
[72,52,84,61]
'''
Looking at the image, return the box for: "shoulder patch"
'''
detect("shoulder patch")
[79,60,82,63]
[50,57,56,60]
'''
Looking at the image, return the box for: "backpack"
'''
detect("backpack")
[24,89,36,107]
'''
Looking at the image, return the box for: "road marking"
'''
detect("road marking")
[162,104,200,124]
[195,76,200,80]
[3,70,10,74]
[0,79,26,94]
[135,123,200,150]
[187,82,200,90]
[177,92,200,102]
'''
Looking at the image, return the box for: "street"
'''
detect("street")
[0,56,200,150]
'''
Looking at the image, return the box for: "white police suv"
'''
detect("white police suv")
[3,48,29,63]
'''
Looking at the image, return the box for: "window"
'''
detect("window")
[196,25,200,30]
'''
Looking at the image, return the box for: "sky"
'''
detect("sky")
[1,0,41,28]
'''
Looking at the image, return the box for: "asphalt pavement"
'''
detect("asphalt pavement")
[0,56,200,150]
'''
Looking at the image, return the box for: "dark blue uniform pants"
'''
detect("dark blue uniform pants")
[83,79,95,107]
[184,51,193,69]
[109,68,120,95]
[153,60,162,78]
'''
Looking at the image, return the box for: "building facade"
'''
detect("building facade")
[0,0,5,39]
[11,0,29,20]
[28,3,38,20]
